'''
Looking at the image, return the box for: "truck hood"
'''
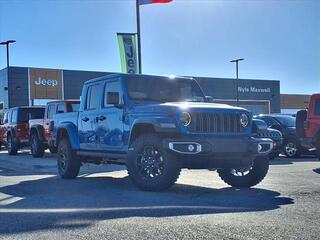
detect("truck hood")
[133,101,247,113]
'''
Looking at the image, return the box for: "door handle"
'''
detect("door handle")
[82,117,90,122]
[96,115,106,121]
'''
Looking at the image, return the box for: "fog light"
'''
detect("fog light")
[188,144,195,152]
[258,144,262,152]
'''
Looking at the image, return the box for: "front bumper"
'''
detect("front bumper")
[163,136,273,169]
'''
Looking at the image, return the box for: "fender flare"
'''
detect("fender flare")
[128,117,178,144]
[30,125,45,141]
[56,123,80,150]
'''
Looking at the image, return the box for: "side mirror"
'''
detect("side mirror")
[205,96,214,103]
[107,92,123,107]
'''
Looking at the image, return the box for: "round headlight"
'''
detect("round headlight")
[240,113,249,128]
[180,112,191,126]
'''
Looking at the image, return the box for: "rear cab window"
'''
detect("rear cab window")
[18,108,45,123]
[315,99,320,116]
[47,104,56,119]
[85,84,101,110]
[103,79,123,108]
[57,103,66,113]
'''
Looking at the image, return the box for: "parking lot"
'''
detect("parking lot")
[0,150,319,240]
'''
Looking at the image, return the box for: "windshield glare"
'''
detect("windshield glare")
[126,77,205,103]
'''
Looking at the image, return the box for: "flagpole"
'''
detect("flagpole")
[136,0,142,74]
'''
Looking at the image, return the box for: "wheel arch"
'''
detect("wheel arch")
[129,123,156,145]
[30,125,44,141]
[56,124,80,150]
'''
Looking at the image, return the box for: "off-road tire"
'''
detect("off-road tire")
[283,138,301,158]
[49,146,58,154]
[217,156,269,188]
[30,133,45,158]
[7,134,18,155]
[127,134,181,191]
[57,138,81,179]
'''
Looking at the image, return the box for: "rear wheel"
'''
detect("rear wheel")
[30,133,45,158]
[7,135,18,155]
[57,138,81,179]
[283,138,301,158]
[127,134,181,191]
[217,156,269,188]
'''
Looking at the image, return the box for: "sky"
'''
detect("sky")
[0,0,319,94]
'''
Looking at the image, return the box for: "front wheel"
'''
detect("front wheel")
[30,133,45,158]
[283,139,301,158]
[57,138,81,179]
[217,156,269,188]
[127,134,181,191]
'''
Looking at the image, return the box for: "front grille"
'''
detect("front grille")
[188,112,242,133]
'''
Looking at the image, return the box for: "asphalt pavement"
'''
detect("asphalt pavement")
[0,150,319,240]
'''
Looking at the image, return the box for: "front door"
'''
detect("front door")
[98,79,124,152]
[78,83,102,151]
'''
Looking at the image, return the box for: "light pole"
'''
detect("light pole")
[0,40,16,69]
[230,58,244,106]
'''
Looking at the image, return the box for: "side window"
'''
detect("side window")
[11,109,18,124]
[315,99,320,116]
[85,84,100,110]
[47,105,56,119]
[3,112,8,124]
[104,80,122,107]
[57,104,66,113]
[7,111,12,123]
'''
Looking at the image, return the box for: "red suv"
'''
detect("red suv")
[29,100,80,157]
[0,106,45,155]
[296,93,320,159]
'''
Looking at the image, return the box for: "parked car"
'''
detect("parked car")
[29,100,80,158]
[0,106,45,155]
[254,114,310,158]
[296,93,320,159]
[51,73,273,191]
[252,119,283,160]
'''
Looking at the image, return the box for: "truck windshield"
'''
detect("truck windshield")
[18,108,45,123]
[126,77,205,103]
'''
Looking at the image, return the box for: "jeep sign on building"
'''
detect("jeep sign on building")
[29,68,63,104]
[0,66,281,114]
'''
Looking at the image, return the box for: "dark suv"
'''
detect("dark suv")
[0,106,45,155]
[254,114,309,158]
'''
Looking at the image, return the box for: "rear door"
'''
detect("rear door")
[307,98,320,139]
[44,103,57,141]
[98,78,125,152]
[78,83,103,151]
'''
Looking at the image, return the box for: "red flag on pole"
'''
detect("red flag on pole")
[139,0,173,5]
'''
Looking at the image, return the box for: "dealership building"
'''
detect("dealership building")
[0,66,281,114]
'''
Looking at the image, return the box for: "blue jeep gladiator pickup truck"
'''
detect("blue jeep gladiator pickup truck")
[51,74,274,191]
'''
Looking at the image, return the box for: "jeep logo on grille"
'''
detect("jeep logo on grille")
[34,77,58,87]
